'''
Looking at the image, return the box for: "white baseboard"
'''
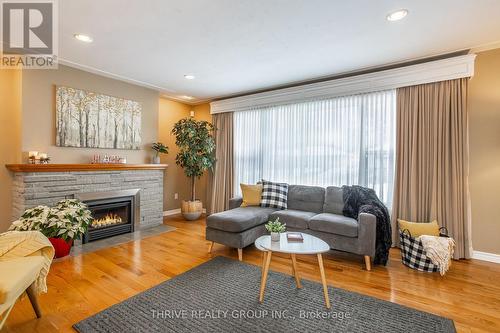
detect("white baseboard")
[472,251,500,264]
[163,209,181,216]
[163,208,207,216]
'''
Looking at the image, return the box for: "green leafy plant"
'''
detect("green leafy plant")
[172,117,215,201]
[265,217,286,233]
[152,142,169,157]
[9,199,92,241]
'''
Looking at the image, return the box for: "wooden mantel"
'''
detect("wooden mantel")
[5,164,168,172]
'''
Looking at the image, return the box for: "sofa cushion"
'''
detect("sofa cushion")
[0,256,44,305]
[206,207,277,232]
[309,213,358,237]
[269,209,317,229]
[287,185,325,213]
[323,186,344,215]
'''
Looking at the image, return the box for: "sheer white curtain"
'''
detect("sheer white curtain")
[233,90,396,206]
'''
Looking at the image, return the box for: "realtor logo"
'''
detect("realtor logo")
[1,0,58,68]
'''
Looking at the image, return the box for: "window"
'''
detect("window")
[233,90,396,207]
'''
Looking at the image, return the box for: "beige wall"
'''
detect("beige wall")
[193,103,213,210]
[469,48,500,255]
[0,69,22,231]
[158,99,212,211]
[21,65,159,163]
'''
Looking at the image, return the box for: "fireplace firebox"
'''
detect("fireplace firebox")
[76,189,140,244]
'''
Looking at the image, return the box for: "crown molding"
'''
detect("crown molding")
[59,58,210,105]
[210,54,476,114]
[469,40,500,53]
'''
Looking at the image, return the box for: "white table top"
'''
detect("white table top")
[255,233,330,254]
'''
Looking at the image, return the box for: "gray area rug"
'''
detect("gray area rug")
[73,256,455,333]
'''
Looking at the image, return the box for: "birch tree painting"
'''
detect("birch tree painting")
[56,86,142,149]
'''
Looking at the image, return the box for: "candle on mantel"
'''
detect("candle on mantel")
[28,151,38,158]
[39,153,47,159]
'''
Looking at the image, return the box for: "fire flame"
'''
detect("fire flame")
[91,213,123,228]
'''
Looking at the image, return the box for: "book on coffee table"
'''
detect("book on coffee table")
[287,232,304,242]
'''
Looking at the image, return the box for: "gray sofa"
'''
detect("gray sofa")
[206,185,376,270]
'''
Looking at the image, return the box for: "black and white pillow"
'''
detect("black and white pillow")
[260,180,288,209]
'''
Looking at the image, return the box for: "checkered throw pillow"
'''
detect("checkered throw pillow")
[260,180,288,209]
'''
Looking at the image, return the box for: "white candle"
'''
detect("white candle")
[39,153,47,159]
[29,151,38,158]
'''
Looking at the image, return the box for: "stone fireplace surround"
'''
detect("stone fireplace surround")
[6,164,167,229]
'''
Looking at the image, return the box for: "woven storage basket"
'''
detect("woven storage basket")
[399,227,448,272]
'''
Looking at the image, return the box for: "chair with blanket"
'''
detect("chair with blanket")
[0,231,54,329]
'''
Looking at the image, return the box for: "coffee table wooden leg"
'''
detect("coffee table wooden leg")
[259,250,272,303]
[317,253,331,309]
[261,251,268,280]
[291,253,302,289]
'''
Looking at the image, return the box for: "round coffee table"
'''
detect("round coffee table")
[254,232,331,308]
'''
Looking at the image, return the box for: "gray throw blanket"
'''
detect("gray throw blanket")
[342,185,392,265]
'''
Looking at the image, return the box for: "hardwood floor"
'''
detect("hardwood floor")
[4,215,500,332]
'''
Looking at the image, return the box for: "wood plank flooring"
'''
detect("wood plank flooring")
[4,215,500,332]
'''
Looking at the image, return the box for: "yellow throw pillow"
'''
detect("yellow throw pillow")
[398,219,440,238]
[240,183,263,207]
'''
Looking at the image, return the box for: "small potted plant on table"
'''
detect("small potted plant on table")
[265,217,286,242]
[9,199,92,258]
[151,142,169,164]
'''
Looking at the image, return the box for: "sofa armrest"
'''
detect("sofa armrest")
[358,212,377,257]
[228,197,243,210]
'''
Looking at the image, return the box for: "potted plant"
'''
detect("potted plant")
[9,199,92,258]
[151,142,169,164]
[172,117,215,220]
[265,217,286,242]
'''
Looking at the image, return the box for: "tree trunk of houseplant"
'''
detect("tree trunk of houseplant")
[181,176,203,220]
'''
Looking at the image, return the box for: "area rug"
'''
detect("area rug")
[73,256,455,333]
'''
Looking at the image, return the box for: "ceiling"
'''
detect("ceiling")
[59,0,500,104]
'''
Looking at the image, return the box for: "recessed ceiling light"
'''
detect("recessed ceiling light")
[181,95,194,100]
[184,74,195,80]
[74,34,93,43]
[386,9,408,22]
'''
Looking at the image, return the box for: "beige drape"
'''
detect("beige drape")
[209,112,234,214]
[392,78,471,259]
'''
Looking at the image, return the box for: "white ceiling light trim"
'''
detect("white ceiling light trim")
[210,54,476,114]
[74,34,93,43]
[386,9,408,21]
[184,74,195,80]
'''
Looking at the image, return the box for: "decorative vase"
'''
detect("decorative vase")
[48,237,73,258]
[271,232,281,242]
[152,155,161,164]
[181,200,203,220]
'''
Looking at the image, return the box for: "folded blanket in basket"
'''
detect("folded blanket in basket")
[418,235,455,276]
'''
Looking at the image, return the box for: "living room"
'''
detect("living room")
[0,1,499,332]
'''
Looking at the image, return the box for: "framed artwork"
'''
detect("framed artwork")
[55,86,142,149]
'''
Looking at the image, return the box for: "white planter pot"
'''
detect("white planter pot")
[152,155,161,164]
[271,232,281,242]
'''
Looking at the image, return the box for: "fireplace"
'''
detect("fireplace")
[76,189,140,243]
